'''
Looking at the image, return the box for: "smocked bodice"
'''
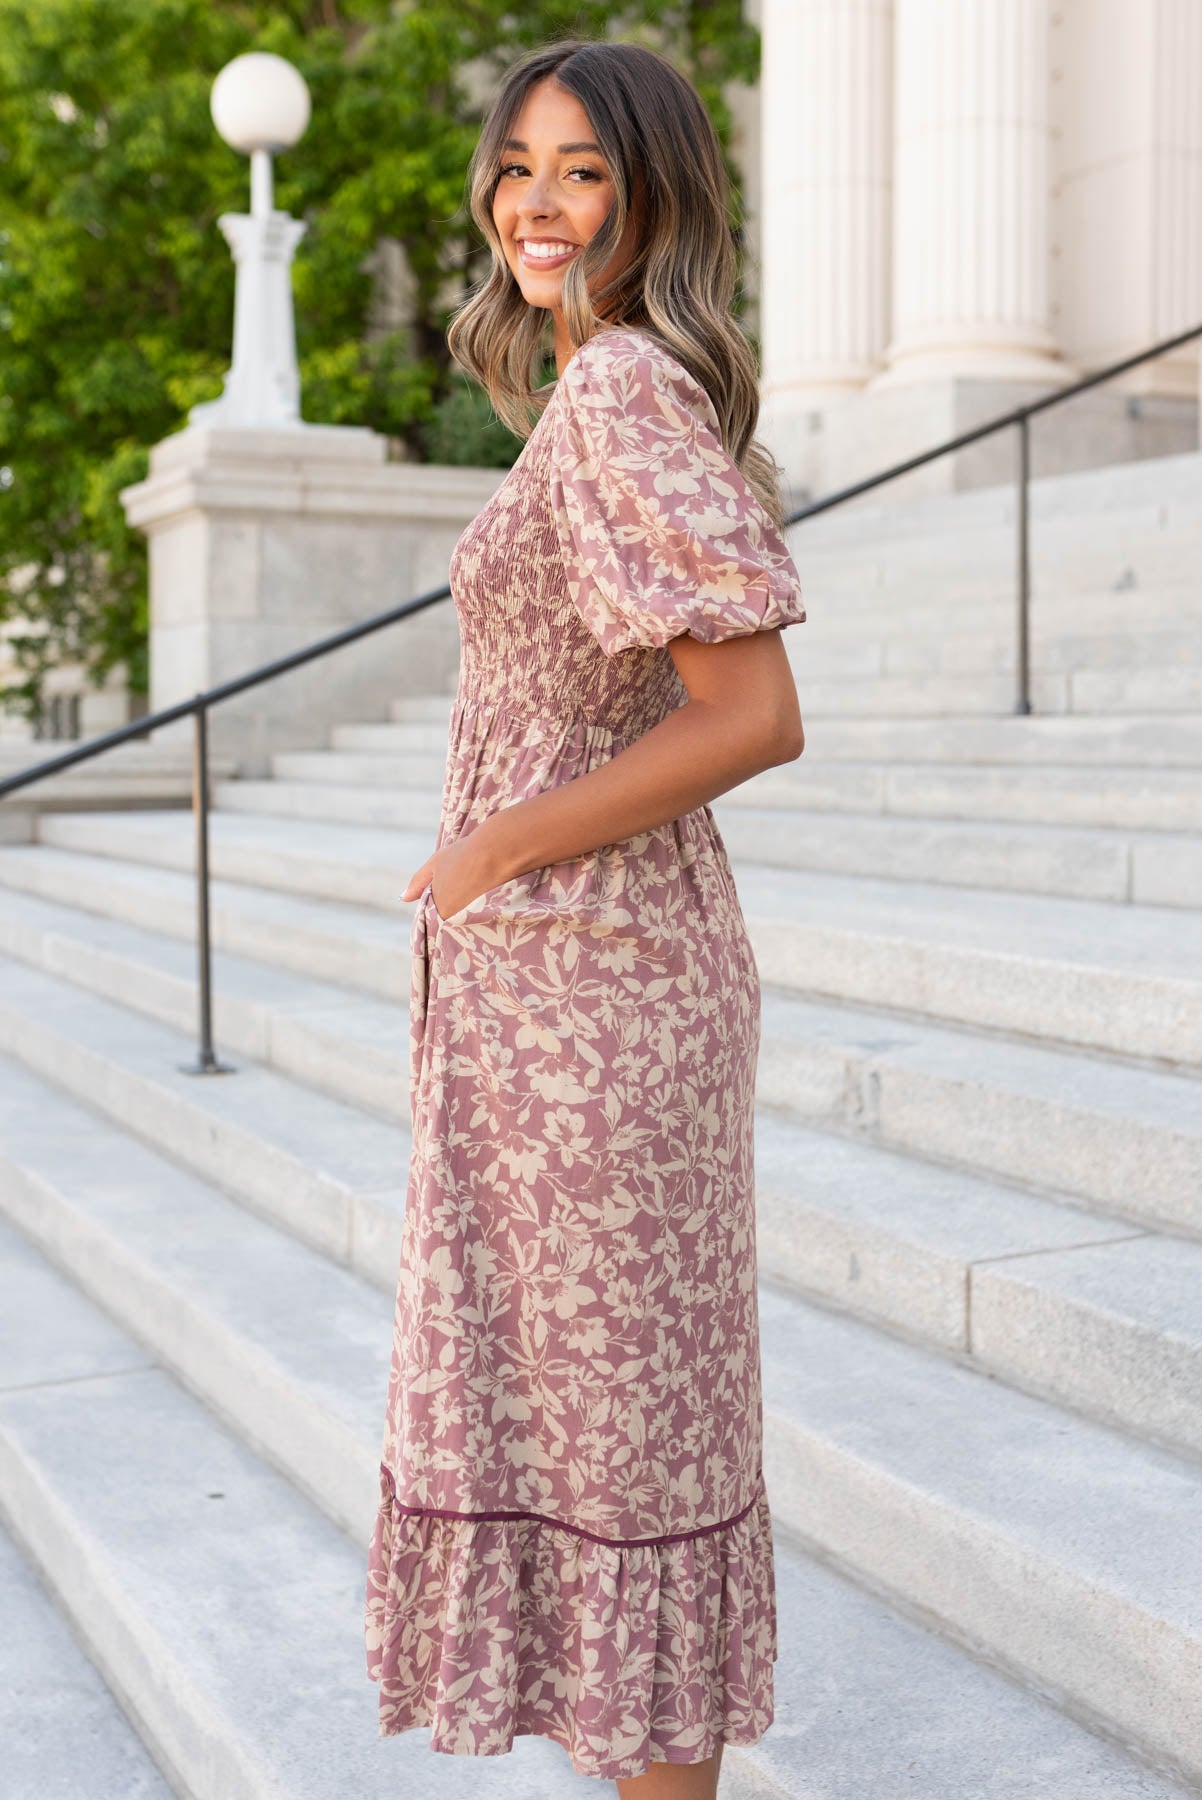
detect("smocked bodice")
[436,327,805,850]
[447,390,688,746]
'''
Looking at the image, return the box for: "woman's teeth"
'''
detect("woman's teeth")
[519,241,580,266]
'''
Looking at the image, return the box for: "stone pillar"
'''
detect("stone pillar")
[872,0,1068,387]
[758,0,895,497]
[190,209,308,430]
[1139,0,1202,444]
[1147,0,1202,423]
[1049,0,1200,453]
[120,425,502,775]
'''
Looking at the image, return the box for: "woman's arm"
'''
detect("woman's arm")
[406,627,804,917]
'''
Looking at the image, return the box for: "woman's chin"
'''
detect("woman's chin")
[516,274,566,308]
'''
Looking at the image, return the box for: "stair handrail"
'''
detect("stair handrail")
[2,316,1199,1073]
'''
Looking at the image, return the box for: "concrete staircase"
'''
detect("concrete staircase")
[2,449,1202,1797]
[777,446,1202,720]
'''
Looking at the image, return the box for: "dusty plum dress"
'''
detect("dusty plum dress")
[365,324,806,1781]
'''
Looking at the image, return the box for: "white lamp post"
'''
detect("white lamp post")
[190,52,312,430]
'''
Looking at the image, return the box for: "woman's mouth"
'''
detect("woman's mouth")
[517,239,582,271]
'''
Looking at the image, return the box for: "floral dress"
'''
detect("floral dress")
[365,324,807,1781]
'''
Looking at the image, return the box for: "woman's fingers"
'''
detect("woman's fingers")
[401,854,436,903]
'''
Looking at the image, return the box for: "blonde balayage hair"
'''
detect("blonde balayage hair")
[445,37,786,527]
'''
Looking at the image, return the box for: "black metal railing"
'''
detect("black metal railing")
[0,583,452,1075]
[1,318,1198,1074]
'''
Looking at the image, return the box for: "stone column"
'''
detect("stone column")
[758,0,895,493]
[1142,0,1202,443]
[873,0,1069,388]
[1147,0,1202,423]
[1048,0,1200,456]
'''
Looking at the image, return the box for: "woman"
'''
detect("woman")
[365,35,806,1800]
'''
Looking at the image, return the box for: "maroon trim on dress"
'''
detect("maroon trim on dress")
[378,1461,763,1549]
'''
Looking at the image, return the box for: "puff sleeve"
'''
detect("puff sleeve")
[547,330,806,657]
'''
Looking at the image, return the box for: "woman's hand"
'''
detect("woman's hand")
[402,631,802,926]
[471,635,803,898]
[401,825,507,922]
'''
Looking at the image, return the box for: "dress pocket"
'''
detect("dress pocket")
[429,870,526,928]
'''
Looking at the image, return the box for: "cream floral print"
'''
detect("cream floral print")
[365,325,806,1781]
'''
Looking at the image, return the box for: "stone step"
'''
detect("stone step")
[0,1518,175,1799]
[332,719,454,753]
[214,776,442,828]
[789,447,1202,547]
[736,759,1202,831]
[781,665,1202,718]
[77,781,1190,913]
[1,1216,1195,1796]
[795,516,1184,581]
[790,622,1202,682]
[357,707,1202,767]
[214,773,1202,896]
[2,930,1200,1461]
[795,469,1202,555]
[714,800,1201,907]
[790,482,1186,551]
[10,1039,1198,1475]
[0,1059,392,1545]
[5,832,1198,1068]
[739,1532,1196,1799]
[390,693,455,722]
[786,521,1202,602]
[735,863,1202,1067]
[272,748,449,789]
[778,671,1032,716]
[790,583,1202,641]
[758,1281,1202,1788]
[0,738,236,815]
[755,1109,1202,1462]
[5,883,1199,1242]
[618,612,1202,680]
[35,806,434,912]
[0,1225,608,1800]
[0,883,411,1122]
[757,989,1202,1238]
[754,712,1202,767]
[0,957,407,1290]
[0,842,411,1001]
[249,747,1202,834]
[1071,666,1202,714]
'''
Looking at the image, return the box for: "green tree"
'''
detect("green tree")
[0,0,760,727]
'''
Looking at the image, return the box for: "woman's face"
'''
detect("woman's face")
[491,76,637,322]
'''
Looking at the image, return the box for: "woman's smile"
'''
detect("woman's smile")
[517,237,583,270]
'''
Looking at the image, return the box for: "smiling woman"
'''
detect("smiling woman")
[365,37,806,1800]
[492,93,633,300]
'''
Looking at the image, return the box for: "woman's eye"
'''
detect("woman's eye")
[497,162,603,183]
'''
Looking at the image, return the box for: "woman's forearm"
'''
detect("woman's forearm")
[474,698,801,888]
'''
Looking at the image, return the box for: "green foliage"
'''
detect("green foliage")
[0,0,760,723]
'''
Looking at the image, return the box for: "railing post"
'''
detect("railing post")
[1015,414,1032,715]
[180,698,235,1075]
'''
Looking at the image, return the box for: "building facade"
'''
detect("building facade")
[746,0,1202,502]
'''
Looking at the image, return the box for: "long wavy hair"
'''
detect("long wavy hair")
[445,37,786,526]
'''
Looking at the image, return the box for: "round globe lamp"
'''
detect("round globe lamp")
[210,52,311,216]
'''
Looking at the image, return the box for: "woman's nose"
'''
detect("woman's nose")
[519,179,557,221]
